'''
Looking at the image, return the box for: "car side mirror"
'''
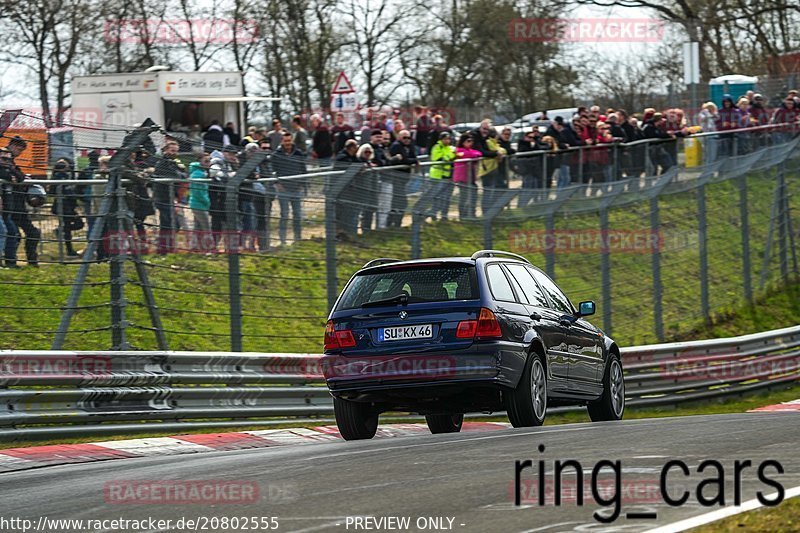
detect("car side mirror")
[577,301,595,317]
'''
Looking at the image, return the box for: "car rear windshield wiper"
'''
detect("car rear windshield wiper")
[361,294,410,308]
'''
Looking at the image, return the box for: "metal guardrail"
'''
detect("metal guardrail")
[0,325,798,441]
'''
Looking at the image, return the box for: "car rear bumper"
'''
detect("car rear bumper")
[323,342,527,396]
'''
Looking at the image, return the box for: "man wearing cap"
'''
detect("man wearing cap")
[429,131,456,221]
[4,137,40,267]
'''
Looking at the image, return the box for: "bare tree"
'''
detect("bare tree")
[0,0,104,126]
[337,0,424,106]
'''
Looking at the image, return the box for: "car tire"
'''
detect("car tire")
[333,397,379,440]
[504,354,547,427]
[425,414,464,434]
[587,355,625,422]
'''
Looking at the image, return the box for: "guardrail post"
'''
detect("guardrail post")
[650,195,663,341]
[110,173,129,350]
[697,183,710,324]
[600,207,612,336]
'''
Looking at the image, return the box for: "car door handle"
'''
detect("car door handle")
[530,312,541,321]
[559,318,573,327]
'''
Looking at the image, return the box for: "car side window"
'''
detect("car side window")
[502,264,529,304]
[529,268,573,314]
[486,264,515,302]
[506,264,549,308]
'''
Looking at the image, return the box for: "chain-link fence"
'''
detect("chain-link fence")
[0,110,797,352]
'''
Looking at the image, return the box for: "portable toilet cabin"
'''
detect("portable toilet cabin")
[709,75,758,105]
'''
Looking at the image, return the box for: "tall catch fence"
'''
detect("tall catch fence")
[0,110,797,352]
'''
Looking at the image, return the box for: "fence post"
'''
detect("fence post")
[482,188,518,253]
[324,173,338,309]
[224,151,268,352]
[600,207,612,336]
[739,173,753,303]
[411,178,446,259]
[777,162,789,281]
[55,184,65,263]
[110,173,129,350]
[650,195,663,341]
[545,213,555,279]
[697,183,710,324]
[324,165,358,310]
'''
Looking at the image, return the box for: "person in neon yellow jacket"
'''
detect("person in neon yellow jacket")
[429,131,457,220]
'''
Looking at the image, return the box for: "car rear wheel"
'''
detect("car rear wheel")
[587,356,625,422]
[333,397,379,440]
[505,354,547,427]
[425,413,464,434]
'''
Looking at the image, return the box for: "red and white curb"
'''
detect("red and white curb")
[0,422,510,473]
[748,398,800,413]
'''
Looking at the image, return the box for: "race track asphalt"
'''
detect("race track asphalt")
[1,412,799,533]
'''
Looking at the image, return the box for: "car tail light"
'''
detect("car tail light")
[456,320,477,338]
[476,308,502,339]
[325,320,356,350]
[324,321,339,350]
[336,329,356,348]
[456,308,502,340]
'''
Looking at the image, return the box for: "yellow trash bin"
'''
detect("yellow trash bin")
[684,136,703,167]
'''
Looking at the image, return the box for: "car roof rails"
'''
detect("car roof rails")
[362,257,404,269]
[470,250,531,264]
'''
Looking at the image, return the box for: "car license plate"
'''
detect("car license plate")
[379,324,433,342]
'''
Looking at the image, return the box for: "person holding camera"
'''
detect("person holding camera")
[51,157,84,258]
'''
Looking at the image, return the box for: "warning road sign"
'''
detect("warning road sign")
[331,71,355,94]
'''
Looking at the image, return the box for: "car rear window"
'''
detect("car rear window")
[338,264,479,310]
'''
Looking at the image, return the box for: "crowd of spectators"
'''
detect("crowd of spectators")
[1,90,799,266]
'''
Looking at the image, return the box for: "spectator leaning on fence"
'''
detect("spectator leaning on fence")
[51,157,84,259]
[429,131,456,221]
[356,142,379,234]
[152,141,186,255]
[771,95,800,143]
[188,152,211,250]
[698,102,719,164]
[453,133,481,220]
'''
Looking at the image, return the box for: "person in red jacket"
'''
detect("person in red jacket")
[771,96,800,144]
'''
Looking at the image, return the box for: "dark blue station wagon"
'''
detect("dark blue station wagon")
[323,250,625,440]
